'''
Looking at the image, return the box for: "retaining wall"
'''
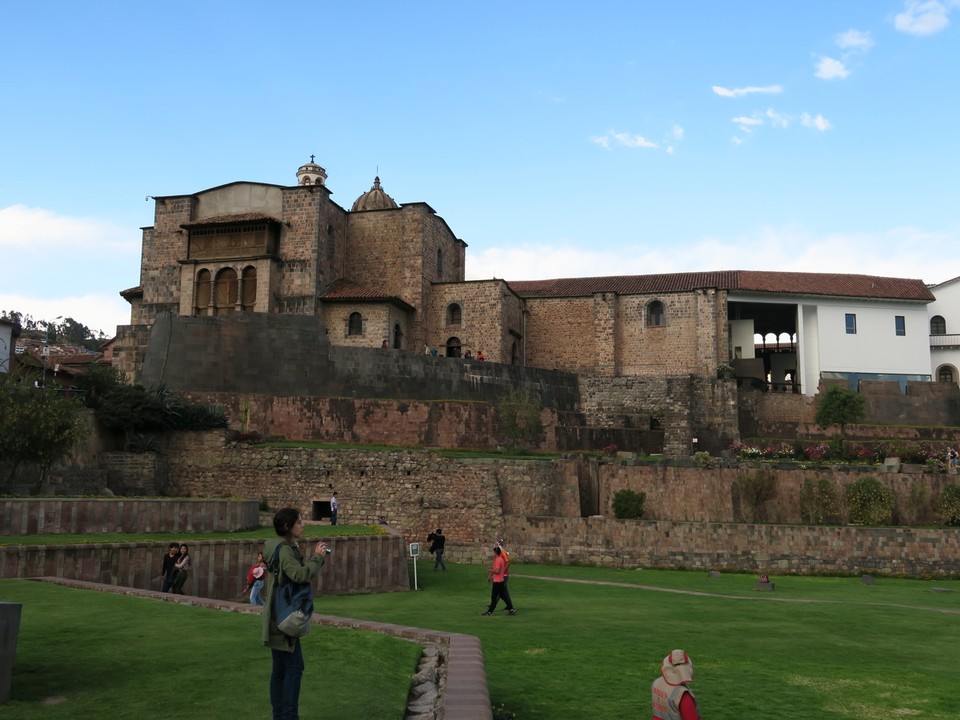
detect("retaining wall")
[500,516,960,577]
[0,534,409,600]
[0,498,260,536]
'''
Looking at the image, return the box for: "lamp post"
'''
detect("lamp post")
[41,315,62,387]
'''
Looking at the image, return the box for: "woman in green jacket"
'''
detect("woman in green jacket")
[261,508,328,720]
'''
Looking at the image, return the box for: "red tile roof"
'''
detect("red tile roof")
[321,280,415,310]
[507,270,933,302]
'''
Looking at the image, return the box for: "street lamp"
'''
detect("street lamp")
[41,315,62,387]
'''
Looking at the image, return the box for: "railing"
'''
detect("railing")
[929,334,960,348]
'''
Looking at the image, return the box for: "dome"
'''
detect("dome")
[296,155,327,186]
[351,176,398,211]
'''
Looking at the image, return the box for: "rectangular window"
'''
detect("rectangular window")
[895,315,905,336]
[845,313,857,334]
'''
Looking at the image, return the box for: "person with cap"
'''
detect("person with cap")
[651,649,701,720]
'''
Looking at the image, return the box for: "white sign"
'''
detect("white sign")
[409,542,420,558]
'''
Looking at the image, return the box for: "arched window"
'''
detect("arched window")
[393,323,403,349]
[214,268,238,315]
[241,266,257,311]
[437,248,444,278]
[511,341,519,365]
[447,303,462,325]
[194,269,211,316]
[445,337,462,358]
[931,315,947,335]
[348,312,363,336]
[647,300,665,327]
[938,366,955,384]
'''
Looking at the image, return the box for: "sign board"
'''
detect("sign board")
[409,542,420,558]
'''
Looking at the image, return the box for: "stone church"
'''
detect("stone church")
[113,159,938,453]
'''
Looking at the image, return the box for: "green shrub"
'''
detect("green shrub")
[735,468,777,522]
[799,477,839,524]
[693,451,715,468]
[845,476,895,525]
[937,484,960,526]
[612,489,646,519]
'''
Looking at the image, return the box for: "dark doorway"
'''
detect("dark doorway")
[312,500,332,521]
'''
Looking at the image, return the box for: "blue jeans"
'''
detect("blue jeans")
[270,641,305,720]
[250,579,265,606]
[433,548,446,571]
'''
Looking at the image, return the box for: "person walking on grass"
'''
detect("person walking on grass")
[651,649,701,720]
[482,545,515,615]
[262,508,329,720]
[428,527,447,571]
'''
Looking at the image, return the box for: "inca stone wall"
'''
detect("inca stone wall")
[163,433,579,545]
[501,515,960,577]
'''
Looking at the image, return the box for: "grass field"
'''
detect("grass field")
[2,564,959,719]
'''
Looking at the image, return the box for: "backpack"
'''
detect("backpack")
[268,544,314,638]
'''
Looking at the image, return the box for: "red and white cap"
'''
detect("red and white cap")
[660,649,694,685]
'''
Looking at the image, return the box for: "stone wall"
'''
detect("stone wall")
[0,498,259,535]
[163,435,580,546]
[500,515,960,577]
[740,380,960,436]
[600,463,960,526]
[0,534,409,599]
[141,312,580,409]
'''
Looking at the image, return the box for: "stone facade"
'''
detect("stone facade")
[112,162,952,457]
[500,516,960,577]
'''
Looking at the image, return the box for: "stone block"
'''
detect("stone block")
[0,602,22,704]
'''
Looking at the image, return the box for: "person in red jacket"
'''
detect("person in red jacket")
[651,649,701,720]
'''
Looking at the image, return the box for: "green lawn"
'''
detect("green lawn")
[0,580,420,720]
[321,562,960,719]
[3,565,959,719]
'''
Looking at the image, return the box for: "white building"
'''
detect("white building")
[927,275,960,386]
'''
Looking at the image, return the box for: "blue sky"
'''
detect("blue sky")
[2,1,958,335]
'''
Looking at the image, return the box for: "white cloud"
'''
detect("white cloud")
[801,113,832,131]
[894,0,956,35]
[590,131,663,150]
[764,108,790,128]
[0,291,130,337]
[835,29,875,50]
[731,136,745,146]
[464,224,956,286]
[815,56,850,80]
[0,205,138,335]
[712,84,783,98]
[732,116,763,126]
[672,125,685,141]
[0,204,133,252]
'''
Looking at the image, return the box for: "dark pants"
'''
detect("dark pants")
[330,509,338,525]
[487,580,514,612]
[270,641,305,720]
[433,548,446,571]
[161,575,175,593]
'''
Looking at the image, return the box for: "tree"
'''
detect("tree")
[0,374,88,494]
[815,384,866,449]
